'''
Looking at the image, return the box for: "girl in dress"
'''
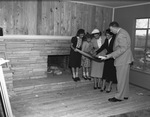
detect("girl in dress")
[81,33,92,80]
[69,29,85,82]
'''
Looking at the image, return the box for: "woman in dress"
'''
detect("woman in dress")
[81,32,92,80]
[90,29,105,89]
[96,29,117,92]
[69,29,85,82]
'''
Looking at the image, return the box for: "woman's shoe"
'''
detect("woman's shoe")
[82,75,87,80]
[86,76,91,80]
[100,86,106,92]
[72,77,77,82]
[93,86,97,90]
[76,77,81,81]
[106,87,112,93]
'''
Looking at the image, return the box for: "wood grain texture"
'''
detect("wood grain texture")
[10,78,150,117]
[0,36,70,97]
[0,1,113,35]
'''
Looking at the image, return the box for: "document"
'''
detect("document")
[98,56,106,59]
[75,49,103,62]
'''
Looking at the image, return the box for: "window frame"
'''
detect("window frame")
[132,17,150,74]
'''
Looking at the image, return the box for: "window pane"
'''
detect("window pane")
[136,19,148,28]
[133,30,146,70]
[145,49,150,73]
[135,30,146,48]
[145,30,150,73]
[149,19,150,28]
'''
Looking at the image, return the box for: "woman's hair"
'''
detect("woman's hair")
[105,29,114,36]
[85,32,91,38]
[83,32,92,41]
[76,29,85,36]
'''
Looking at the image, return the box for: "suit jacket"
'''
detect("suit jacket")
[110,28,134,66]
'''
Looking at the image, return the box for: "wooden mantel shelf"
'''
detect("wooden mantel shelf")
[0,35,72,40]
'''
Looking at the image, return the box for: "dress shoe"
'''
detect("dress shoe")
[93,86,97,90]
[100,86,106,92]
[106,87,112,93]
[108,97,122,102]
[72,77,77,82]
[82,75,87,80]
[86,76,91,80]
[124,97,128,100]
[98,87,101,89]
[76,77,81,81]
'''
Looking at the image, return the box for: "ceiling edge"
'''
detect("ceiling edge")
[114,2,150,9]
[70,1,113,8]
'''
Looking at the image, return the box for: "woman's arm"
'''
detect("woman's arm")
[96,39,107,54]
[70,37,76,50]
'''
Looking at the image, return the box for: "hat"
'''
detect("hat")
[91,29,100,34]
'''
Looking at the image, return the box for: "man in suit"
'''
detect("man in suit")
[103,21,134,102]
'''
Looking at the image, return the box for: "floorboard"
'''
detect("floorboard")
[10,72,150,117]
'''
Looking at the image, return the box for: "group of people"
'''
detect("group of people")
[69,21,134,102]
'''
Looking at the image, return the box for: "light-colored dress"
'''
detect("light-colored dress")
[90,36,106,78]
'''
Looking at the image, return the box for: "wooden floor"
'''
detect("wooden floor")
[10,71,150,117]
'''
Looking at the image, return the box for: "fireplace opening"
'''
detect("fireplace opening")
[47,55,69,75]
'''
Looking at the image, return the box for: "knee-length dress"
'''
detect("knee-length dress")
[81,41,91,68]
[69,36,82,68]
[90,36,105,78]
[96,37,117,83]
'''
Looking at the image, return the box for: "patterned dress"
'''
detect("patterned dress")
[81,41,92,68]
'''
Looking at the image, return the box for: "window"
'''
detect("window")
[132,18,150,73]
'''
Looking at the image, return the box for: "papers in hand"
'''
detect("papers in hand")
[98,56,106,59]
[0,58,9,65]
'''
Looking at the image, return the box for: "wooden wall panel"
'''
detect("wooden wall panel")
[0,1,113,36]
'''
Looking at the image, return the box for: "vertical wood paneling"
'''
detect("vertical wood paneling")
[26,1,37,35]
[41,1,48,35]
[76,3,82,33]
[48,2,55,35]
[0,1,113,35]
[70,3,77,35]
[55,2,61,35]
[37,0,42,35]
[104,7,113,31]
[60,2,65,35]
[90,6,96,30]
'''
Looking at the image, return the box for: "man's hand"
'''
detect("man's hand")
[101,54,112,60]
[105,54,112,59]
